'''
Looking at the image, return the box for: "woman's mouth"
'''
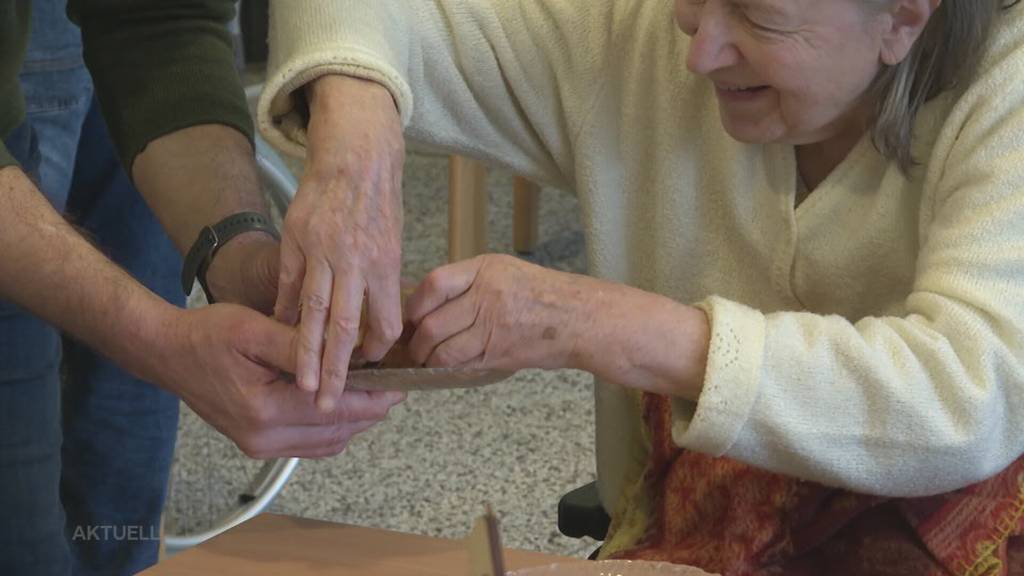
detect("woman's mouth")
[714,84,770,103]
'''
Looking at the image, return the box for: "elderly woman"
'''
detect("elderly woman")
[260,0,1024,573]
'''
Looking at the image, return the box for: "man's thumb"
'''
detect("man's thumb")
[246,314,298,375]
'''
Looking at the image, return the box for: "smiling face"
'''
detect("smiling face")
[676,0,894,146]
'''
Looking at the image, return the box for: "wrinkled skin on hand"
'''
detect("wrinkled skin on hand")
[274,75,406,413]
[404,254,588,371]
[403,254,710,400]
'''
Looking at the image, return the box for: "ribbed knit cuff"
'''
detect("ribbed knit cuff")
[258,1,414,158]
[670,295,766,455]
[259,49,413,159]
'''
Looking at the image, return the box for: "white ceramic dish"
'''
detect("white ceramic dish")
[509,560,717,576]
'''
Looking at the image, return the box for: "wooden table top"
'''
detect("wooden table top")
[143,514,581,575]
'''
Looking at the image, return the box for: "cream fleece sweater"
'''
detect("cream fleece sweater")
[259,0,1024,508]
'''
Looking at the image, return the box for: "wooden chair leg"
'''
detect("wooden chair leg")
[448,155,489,263]
[513,177,540,254]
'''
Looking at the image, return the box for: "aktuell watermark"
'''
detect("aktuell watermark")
[71,525,160,542]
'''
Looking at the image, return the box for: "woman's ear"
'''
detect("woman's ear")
[879,0,940,65]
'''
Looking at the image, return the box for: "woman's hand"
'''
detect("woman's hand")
[407,254,712,400]
[405,254,589,371]
[274,75,406,412]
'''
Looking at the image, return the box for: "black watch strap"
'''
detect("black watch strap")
[180,212,280,303]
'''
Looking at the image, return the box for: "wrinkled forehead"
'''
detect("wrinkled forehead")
[730,0,796,16]
[725,0,885,23]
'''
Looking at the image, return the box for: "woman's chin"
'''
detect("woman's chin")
[719,116,786,145]
[721,125,776,144]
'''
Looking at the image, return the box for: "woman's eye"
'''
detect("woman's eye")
[746,17,778,33]
[744,11,794,36]
[728,4,787,35]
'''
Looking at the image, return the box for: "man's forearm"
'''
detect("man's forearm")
[132,124,267,255]
[132,124,278,307]
[0,166,179,385]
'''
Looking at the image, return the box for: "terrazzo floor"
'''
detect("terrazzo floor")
[164,148,603,558]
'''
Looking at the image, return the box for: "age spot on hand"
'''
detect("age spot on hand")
[542,326,557,340]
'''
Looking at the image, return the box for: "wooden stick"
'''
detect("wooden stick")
[466,504,506,576]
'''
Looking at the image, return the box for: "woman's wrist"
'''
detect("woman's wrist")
[302,74,405,186]
[306,74,398,122]
[554,274,595,371]
[666,302,711,399]
[562,278,617,371]
[570,281,710,400]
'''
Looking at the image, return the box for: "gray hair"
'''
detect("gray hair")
[868,0,1020,171]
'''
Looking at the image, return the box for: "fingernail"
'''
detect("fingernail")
[317,396,336,412]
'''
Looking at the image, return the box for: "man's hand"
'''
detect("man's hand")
[0,166,402,458]
[275,75,406,412]
[163,303,405,458]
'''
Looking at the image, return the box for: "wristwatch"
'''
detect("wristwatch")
[181,212,280,303]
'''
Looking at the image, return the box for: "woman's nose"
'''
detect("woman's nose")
[684,5,741,75]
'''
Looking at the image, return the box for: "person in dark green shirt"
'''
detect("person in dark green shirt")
[0,3,405,574]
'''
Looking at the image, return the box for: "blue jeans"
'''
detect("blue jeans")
[0,1,183,575]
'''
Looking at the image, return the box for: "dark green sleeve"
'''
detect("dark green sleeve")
[0,144,16,170]
[67,0,253,171]
[1,1,29,170]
